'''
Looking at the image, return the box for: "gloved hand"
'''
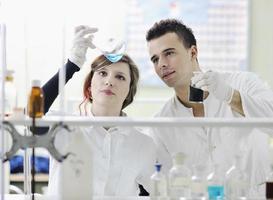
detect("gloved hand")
[191,71,234,103]
[69,25,98,68]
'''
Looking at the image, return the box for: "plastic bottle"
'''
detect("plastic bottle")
[4,69,17,116]
[191,164,208,199]
[225,154,249,199]
[168,152,191,199]
[266,164,273,199]
[207,164,224,200]
[150,162,168,199]
[27,80,44,118]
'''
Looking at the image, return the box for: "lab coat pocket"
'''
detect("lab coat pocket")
[116,167,139,196]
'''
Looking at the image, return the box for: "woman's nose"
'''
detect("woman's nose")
[105,80,113,86]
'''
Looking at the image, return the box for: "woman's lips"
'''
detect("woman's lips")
[101,89,115,95]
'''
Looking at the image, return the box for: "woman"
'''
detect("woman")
[45,45,157,196]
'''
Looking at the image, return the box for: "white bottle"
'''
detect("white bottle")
[4,69,17,116]
[168,152,191,199]
[225,155,249,199]
[48,127,93,200]
[3,70,16,193]
[191,164,208,199]
[150,162,168,199]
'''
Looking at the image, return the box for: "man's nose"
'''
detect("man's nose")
[158,56,168,69]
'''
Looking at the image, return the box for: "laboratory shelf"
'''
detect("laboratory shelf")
[5,115,273,128]
[2,194,267,200]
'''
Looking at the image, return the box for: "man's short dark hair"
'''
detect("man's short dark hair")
[146,18,197,49]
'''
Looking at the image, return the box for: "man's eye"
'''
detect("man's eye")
[152,58,158,64]
[165,51,174,56]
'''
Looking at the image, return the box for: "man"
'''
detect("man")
[146,18,273,196]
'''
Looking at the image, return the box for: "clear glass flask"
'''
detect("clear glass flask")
[93,34,125,63]
[266,164,273,199]
[168,152,191,199]
[150,162,168,200]
[191,164,208,199]
[4,69,17,116]
[225,154,249,199]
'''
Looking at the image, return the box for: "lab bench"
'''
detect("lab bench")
[2,195,268,200]
[10,173,48,194]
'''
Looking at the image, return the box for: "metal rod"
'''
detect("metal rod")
[0,23,6,200]
[5,116,273,128]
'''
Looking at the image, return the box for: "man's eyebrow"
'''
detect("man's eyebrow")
[150,55,157,62]
[150,48,176,61]
[162,48,176,53]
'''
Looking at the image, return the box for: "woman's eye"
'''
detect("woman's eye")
[116,75,125,81]
[98,71,107,76]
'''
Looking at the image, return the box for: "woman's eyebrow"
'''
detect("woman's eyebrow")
[116,71,126,75]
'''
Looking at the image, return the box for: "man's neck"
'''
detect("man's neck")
[175,85,208,117]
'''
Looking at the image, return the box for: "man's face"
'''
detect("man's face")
[147,32,196,88]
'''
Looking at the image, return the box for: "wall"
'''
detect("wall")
[249,0,273,87]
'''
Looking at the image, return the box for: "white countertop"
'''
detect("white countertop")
[3,194,267,200]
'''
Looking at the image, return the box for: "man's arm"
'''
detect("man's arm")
[192,71,273,117]
[229,90,245,116]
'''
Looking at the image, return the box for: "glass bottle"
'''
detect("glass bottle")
[27,80,44,118]
[225,154,249,199]
[4,69,17,116]
[266,164,273,199]
[150,162,168,199]
[168,152,191,199]
[207,164,224,200]
[191,164,208,199]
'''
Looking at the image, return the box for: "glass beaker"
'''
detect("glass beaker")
[191,164,208,199]
[189,71,204,103]
[93,33,125,63]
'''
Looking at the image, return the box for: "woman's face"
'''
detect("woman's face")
[90,62,131,109]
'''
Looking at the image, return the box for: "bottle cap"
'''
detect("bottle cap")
[155,163,162,172]
[172,152,186,166]
[32,80,41,87]
[6,69,14,76]
[5,69,15,81]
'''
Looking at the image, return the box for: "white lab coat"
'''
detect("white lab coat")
[149,71,273,197]
[47,122,157,197]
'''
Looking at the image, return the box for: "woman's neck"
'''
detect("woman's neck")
[91,104,122,116]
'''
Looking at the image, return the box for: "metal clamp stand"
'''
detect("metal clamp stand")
[1,121,71,162]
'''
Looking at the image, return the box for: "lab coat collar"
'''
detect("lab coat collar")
[88,111,132,136]
[173,95,195,116]
[173,93,223,118]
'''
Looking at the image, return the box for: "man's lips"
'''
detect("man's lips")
[162,71,175,79]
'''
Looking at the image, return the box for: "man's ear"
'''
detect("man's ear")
[190,45,198,60]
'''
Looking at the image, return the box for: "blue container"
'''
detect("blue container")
[207,185,224,200]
